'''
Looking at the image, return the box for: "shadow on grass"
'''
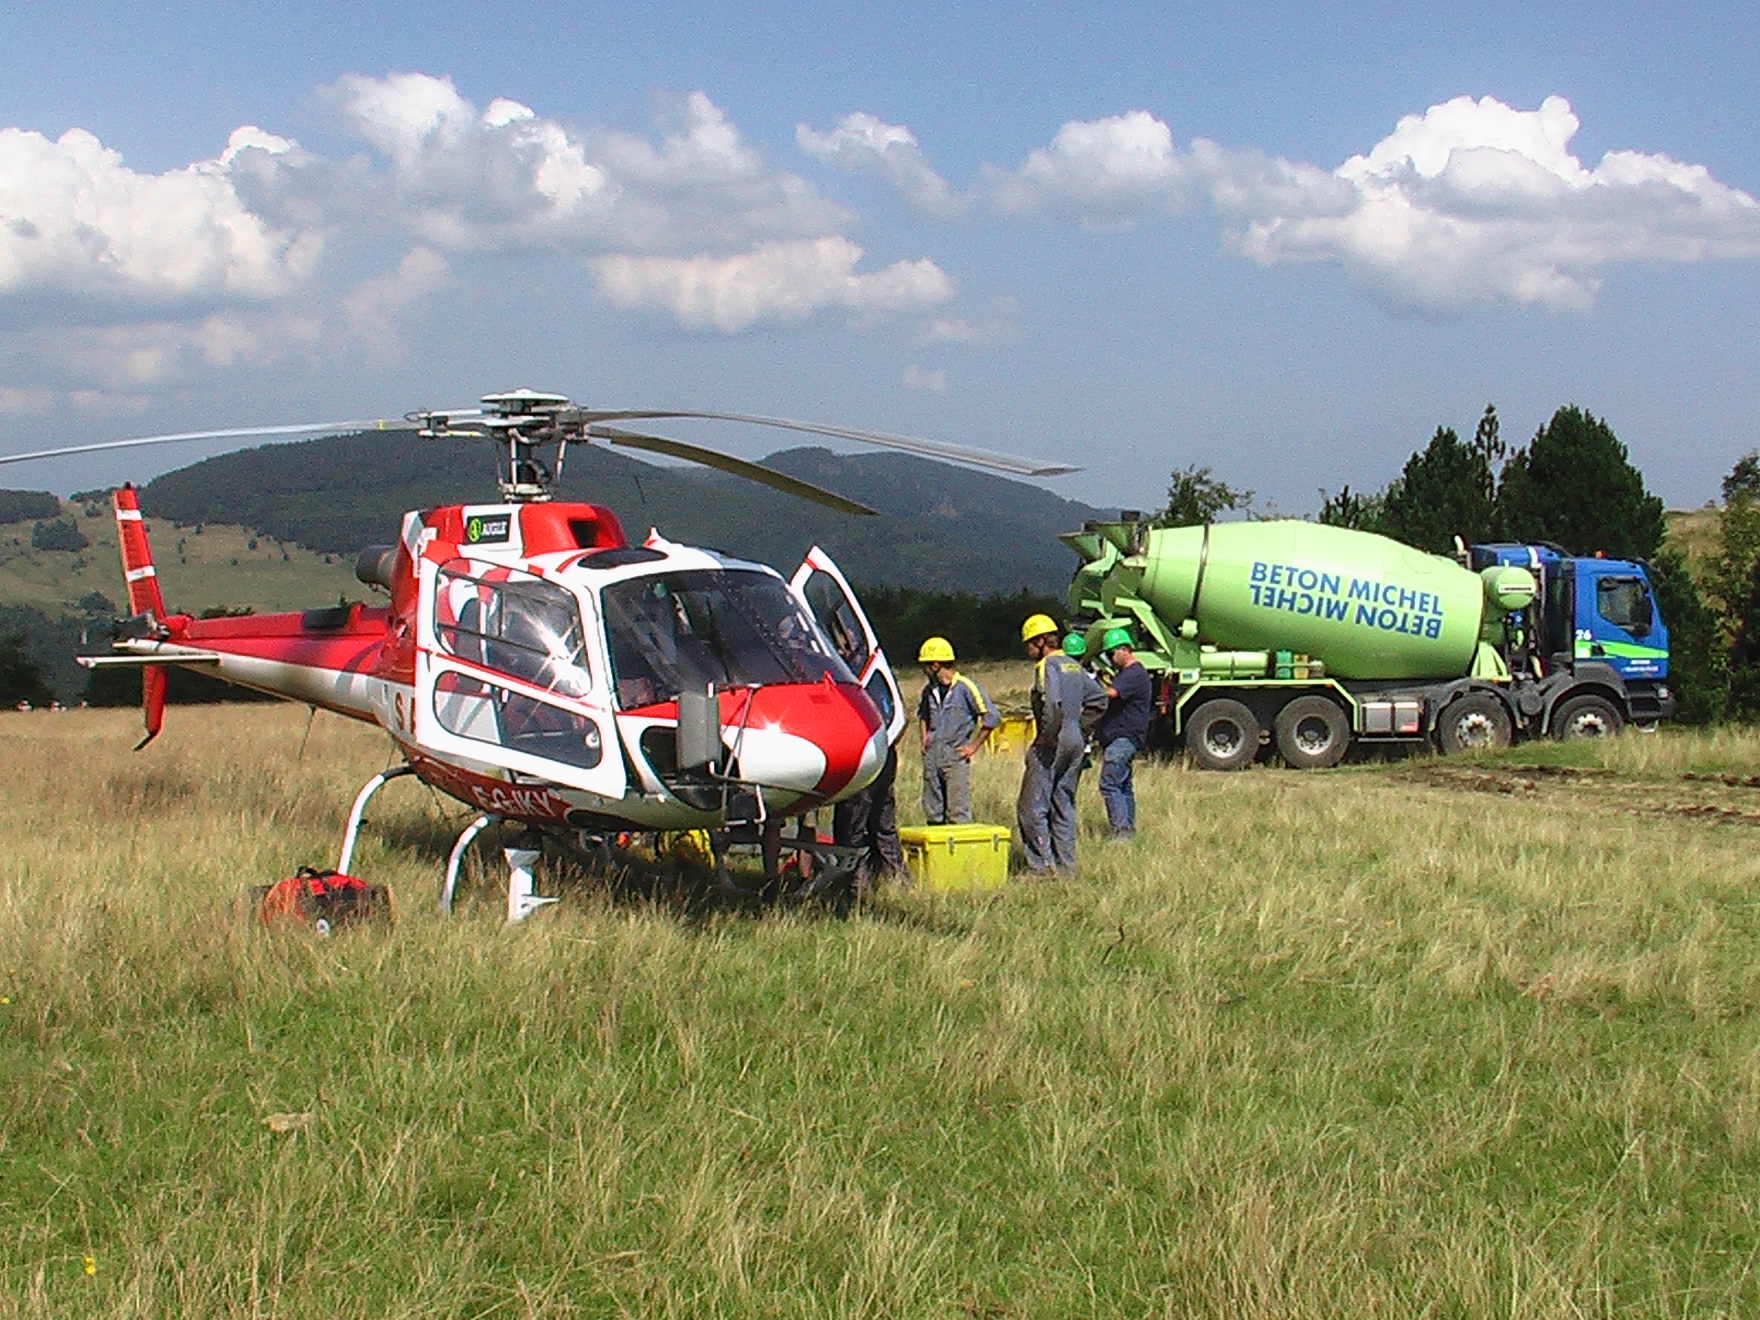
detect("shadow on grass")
[349,809,987,937]
[359,809,890,926]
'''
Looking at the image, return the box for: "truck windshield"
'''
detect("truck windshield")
[601,569,855,707]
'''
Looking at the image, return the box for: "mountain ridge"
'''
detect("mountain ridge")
[136,430,1105,594]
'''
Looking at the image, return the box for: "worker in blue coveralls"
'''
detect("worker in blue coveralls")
[1016,614,1108,875]
[916,637,1000,824]
[1094,626,1152,838]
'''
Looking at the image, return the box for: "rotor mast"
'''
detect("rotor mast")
[410,389,585,503]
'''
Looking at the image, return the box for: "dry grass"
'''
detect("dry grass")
[3,705,1760,1316]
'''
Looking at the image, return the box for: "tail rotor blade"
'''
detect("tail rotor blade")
[594,427,877,515]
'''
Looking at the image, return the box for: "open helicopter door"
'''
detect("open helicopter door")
[790,547,906,746]
[413,556,626,802]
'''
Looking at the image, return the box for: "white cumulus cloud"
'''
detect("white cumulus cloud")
[985,111,1197,226]
[6,310,321,393]
[278,74,847,256]
[1237,94,1760,310]
[797,113,964,218]
[590,237,952,332]
[0,70,957,379]
[0,123,320,305]
[959,94,1760,309]
[341,246,452,360]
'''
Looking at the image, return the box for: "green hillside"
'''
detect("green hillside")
[0,502,362,618]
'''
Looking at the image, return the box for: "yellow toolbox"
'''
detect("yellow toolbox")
[986,714,1033,757]
[898,824,1012,891]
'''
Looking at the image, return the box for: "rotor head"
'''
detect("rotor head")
[408,389,588,502]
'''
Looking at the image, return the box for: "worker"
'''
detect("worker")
[831,629,903,896]
[833,733,903,896]
[916,637,1000,825]
[1016,614,1107,875]
[1094,626,1151,838]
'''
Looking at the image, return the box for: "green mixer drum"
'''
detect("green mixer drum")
[1136,520,1487,680]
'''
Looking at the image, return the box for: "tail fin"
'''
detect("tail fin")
[113,485,168,620]
[112,485,169,749]
[136,664,166,750]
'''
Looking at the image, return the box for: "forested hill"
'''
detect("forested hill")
[137,430,1105,595]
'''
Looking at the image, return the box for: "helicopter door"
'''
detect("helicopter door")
[789,547,906,746]
[414,557,626,799]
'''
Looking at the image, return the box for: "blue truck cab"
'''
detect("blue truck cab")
[1469,543,1673,733]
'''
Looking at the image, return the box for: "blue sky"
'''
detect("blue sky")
[1,1,1757,514]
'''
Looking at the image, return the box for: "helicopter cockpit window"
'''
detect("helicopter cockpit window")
[601,570,855,708]
[432,671,603,769]
[434,559,591,698]
[797,569,872,672]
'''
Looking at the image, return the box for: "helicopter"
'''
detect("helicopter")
[2,389,1077,919]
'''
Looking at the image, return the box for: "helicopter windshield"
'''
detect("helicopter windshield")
[601,569,854,708]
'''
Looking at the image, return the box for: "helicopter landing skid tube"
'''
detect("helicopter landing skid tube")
[337,764,418,875]
[438,815,560,924]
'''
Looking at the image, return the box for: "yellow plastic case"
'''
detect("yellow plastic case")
[898,824,1012,891]
[985,715,1034,756]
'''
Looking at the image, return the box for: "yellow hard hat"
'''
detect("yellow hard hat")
[917,636,956,664]
[1020,613,1060,644]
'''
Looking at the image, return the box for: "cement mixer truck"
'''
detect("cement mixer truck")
[1064,517,1673,770]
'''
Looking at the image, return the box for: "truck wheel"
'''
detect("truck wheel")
[1185,699,1260,771]
[1552,694,1623,741]
[1435,692,1512,755]
[1274,696,1350,769]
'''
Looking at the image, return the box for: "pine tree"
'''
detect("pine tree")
[1711,451,1760,720]
[1378,410,1501,553]
[1495,407,1665,558]
[1649,549,1724,724]
[1153,465,1253,527]
[1316,485,1384,531]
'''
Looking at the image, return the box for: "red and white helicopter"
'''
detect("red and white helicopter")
[4,389,1074,917]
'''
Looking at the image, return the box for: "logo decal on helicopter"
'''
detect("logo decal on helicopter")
[464,514,511,544]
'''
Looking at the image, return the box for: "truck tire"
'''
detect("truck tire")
[1274,696,1350,769]
[1552,694,1623,741]
[1435,692,1512,755]
[1185,699,1260,771]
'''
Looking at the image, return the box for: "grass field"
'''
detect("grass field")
[4,704,1760,1317]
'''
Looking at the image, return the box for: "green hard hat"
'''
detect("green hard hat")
[1062,632,1087,657]
[1101,626,1133,652]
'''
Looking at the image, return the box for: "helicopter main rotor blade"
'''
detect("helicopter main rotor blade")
[593,426,877,516]
[0,418,404,468]
[576,410,1079,478]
